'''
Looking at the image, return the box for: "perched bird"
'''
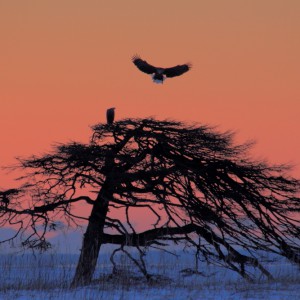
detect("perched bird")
[132,55,191,84]
[106,107,115,124]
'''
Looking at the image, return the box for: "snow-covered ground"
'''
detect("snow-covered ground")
[0,248,299,300]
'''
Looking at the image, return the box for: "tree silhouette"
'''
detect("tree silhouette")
[1,118,300,287]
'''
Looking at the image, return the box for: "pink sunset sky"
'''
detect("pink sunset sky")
[1,0,299,189]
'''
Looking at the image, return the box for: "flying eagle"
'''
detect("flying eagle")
[106,107,115,124]
[132,55,191,84]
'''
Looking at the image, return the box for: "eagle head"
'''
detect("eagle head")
[152,72,165,84]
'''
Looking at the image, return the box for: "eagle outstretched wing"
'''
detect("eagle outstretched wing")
[132,55,157,74]
[164,64,191,78]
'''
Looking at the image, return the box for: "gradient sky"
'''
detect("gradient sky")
[1,0,300,189]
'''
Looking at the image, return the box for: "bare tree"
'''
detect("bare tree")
[1,119,300,287]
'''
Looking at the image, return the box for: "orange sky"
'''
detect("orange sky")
[1,0,300,188]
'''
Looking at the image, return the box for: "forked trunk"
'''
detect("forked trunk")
[71,188,110,287]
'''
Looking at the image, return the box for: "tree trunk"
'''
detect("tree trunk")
[71,187,110,287]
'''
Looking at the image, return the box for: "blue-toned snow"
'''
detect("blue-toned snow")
[0,245,299,300]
